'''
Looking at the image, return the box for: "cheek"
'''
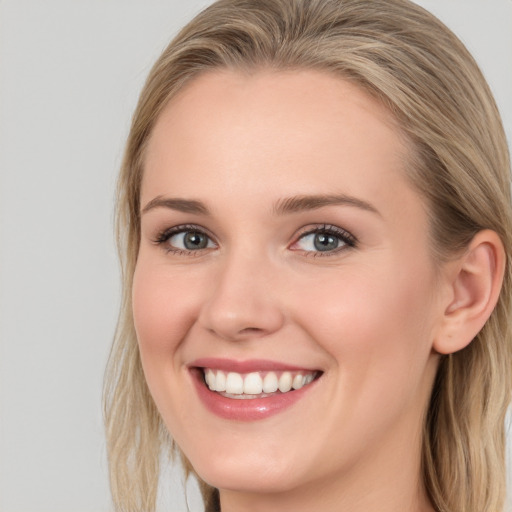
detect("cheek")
[289,262,439,463]
[131,260,208,430]
[132,261,200,363]
[294,259,438,391]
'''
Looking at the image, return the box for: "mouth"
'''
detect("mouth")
[189,359,322,420]
[203,368,319,399]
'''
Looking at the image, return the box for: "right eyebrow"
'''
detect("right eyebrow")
[141,196,210,215]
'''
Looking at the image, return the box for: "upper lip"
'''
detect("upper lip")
[189,357,319,373]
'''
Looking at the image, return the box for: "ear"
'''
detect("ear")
[433,230,506,355]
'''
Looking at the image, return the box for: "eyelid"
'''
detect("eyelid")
[152,223,218,253]
[151,222,356,256]
[290,224,357,255]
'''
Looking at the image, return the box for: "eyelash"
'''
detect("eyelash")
[292,224,357,257]
[152,223,357,256]
[153,224,217,255]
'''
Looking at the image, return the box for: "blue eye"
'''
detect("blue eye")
[293,225,356,254]
[297,232,341,252]
[155,226,216,253]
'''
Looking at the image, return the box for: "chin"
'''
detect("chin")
[190,452,302,495]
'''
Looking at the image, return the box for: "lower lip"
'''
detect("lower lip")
[191,369,319,421]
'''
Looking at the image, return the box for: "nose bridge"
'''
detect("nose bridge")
[199,246,285,341]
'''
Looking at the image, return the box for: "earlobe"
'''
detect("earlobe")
[433,230,505,355]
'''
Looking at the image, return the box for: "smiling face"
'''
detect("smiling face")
[133,70,444,511]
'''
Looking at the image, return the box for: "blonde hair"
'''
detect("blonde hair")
[103,1,512,511]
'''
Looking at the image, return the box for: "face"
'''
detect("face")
[133,70,444,501]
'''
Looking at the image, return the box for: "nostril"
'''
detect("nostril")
[236,326,270,338]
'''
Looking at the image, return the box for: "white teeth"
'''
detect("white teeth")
[214,370,226,392]
[262,372,279,393]
[206,369,215,390]
[226,372,244,394]
[278,372,293,393]
[204,369,317,396]
[292,374,305,390]
[243,372,263,394]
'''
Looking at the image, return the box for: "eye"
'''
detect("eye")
[154,225,216,254]
[291,225,356,255]
[171,231,213,250]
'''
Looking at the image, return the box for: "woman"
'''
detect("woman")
[103,1,512,511]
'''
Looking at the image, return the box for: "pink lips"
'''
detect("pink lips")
[191,357,311,373]
[189,358,320,421]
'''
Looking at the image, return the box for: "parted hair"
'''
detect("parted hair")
[103,1,512,511]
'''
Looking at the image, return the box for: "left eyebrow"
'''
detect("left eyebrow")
[273,194,381,216]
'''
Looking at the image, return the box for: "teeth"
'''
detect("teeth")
[203,369,317,396]
[292,374,305,390]
[214,370,226,392]
[262,372,278,393]
[205,369,215,390]
[278,372,292,392]
[226,372,244,394]
[244,372,263,394]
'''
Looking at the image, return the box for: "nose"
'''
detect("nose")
[198,252,285,342]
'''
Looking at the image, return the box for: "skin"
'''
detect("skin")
[132,69,475,512]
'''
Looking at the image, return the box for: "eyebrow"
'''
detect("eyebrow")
[141,193,380,217]
[273,194,380,216]
[141,196,210,215]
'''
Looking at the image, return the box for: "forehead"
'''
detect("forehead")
[142,69,418,220]
[146,69,406,162]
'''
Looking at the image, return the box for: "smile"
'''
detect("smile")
[190,359,322,421]
[203,369,317,398]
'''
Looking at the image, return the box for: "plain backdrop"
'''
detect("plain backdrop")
[0,1,511,511]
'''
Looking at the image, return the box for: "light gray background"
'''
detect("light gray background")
[0,1,511,511]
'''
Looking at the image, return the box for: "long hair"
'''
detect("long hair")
[103,1,512,511]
